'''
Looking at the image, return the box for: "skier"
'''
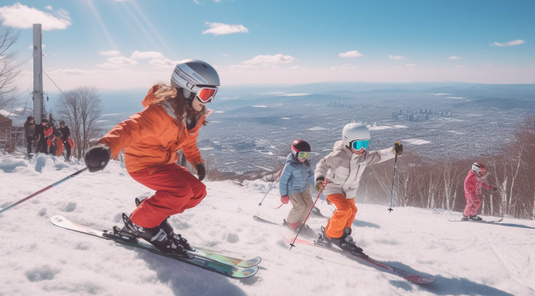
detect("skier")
[58,120,72,161]
[314,123,403,254]
[279,140,315,231]
[24,116,36,158]
[462,162,497,221]
[35,119,51,154]
[83,59,219,256]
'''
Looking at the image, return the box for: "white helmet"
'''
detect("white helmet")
[171,59,220,99]
[342,123,370,147]
[472,162,486,176]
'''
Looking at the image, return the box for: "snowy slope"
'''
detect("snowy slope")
[1,155,534,296]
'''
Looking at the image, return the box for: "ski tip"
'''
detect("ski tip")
[404,275,436,285]
[50,215,66,225]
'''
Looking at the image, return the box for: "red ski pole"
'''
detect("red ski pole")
[0,167,88,215]
[289,178,328,250]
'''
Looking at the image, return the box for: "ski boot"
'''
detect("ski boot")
[115,213,190,257]
[135,198,193,251]
[469,215,483,221]
[284,220,316,237]
[322,227,368,258]
[461,216,469,221]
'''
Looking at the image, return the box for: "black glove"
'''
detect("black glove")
[493,187,498,192]
[393,141,403,155]
[315,177,325,192]
[84,144,111,172]
[196,163,206,181]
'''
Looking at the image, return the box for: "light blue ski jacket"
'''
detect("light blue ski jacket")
[279,153,315,196]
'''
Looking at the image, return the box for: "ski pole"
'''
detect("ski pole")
[0,167,88,215]
[388,154,398,213]
[289,178,328,250]
[258,167,283,206]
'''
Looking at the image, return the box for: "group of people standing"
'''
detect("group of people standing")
[79,58,497,257]
[24,116,73,161]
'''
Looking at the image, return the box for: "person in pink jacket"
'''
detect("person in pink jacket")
[463,162,497,221]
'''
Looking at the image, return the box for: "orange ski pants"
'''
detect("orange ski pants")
[128,163,206,228]
[324,193,358,239]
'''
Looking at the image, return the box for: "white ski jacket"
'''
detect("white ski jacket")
[315,140,395,199]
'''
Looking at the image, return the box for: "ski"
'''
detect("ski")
[133,198,261,268]
[253,215,280,225]
[253,215,316,237]
[448,218,503,223]
[50,215,259,279]
[192,247,261,268]
[287,236,435,285]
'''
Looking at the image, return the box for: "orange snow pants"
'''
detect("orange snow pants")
[128,163,206,228]
[324,193,358,239]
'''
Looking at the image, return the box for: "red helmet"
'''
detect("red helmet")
[472,162,486,176]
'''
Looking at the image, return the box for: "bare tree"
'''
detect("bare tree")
[55,87,103,159]
[0,26,20,110]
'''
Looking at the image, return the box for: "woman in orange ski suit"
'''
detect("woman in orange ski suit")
[84,60,219,237]
[97,84,211,228]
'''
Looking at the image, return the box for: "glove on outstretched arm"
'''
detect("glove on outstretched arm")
[84,144,111,172]
[393,141,403,155]
[196,163,206,181]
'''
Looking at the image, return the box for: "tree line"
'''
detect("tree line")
[360,115,535,220]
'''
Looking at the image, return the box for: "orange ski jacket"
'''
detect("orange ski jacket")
[98,85,210,174]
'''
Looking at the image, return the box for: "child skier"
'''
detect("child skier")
[84,59,219,256]
[463,162,497,221]
[279,140,315,231]
[314,123,403,254]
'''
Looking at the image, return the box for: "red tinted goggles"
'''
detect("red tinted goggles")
[196,86,218,103]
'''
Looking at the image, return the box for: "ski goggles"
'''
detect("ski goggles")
[297,151,311,159]
[195,86,218,103]
[351,139,370,151]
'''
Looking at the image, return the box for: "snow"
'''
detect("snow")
[1,154,535,296]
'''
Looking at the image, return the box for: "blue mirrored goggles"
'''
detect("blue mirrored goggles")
[351,140,370,151]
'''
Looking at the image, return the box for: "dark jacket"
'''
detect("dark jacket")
[24,120,36,139]
[59,126,70,141]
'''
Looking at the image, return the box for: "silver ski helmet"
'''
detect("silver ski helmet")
[170,59,220,102]
[472,162,486,176]
[342,123,370,147]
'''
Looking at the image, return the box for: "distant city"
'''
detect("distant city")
[4,82,535,178]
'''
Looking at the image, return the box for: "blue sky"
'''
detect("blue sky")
[1,0,534,92]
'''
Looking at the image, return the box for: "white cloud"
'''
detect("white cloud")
[203,22,249,36]
[131,50,165,59]
[243,54,295,66]
[448,56,461,60]
[148,58,177,68]
[0,3,71,30]
[389,55,404,60]
[97,56,138,69]
[492,39,525,47]
[99,50,121,56]
[339,50,363,58]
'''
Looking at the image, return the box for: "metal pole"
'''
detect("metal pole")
[33,24,44,122]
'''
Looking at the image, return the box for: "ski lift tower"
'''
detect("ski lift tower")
[33,24,44,122]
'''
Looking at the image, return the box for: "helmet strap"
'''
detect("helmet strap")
[182,88,195,106]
